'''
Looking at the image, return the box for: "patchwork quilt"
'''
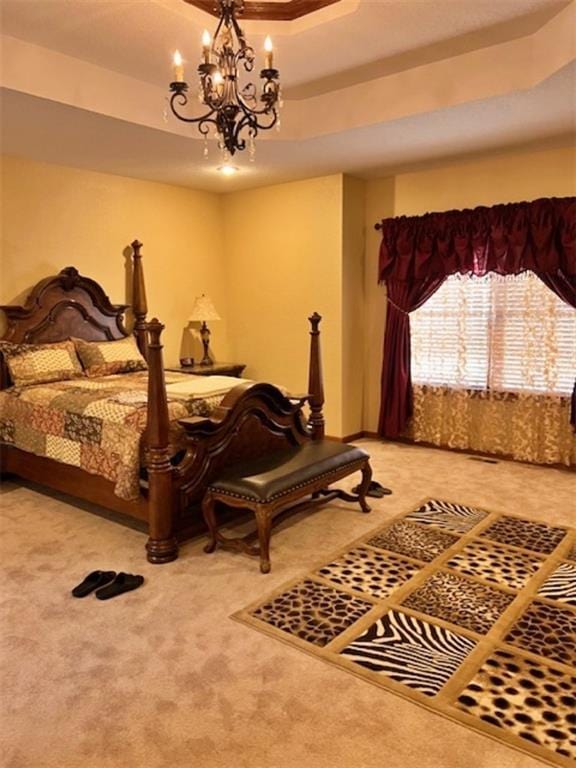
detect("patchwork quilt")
[0,372,223,500]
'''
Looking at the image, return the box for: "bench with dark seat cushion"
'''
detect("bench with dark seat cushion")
[201,440,372,573]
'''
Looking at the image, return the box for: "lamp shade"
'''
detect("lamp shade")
[188,294,221,322]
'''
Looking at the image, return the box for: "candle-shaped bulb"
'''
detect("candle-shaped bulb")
[173,50,184,82]
[264,36,273,69]
[202,30,211,63]
[213,70,224,93]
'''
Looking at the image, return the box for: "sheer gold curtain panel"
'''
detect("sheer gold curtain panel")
[408,272,576,466]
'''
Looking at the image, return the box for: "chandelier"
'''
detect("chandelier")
[168,0,281,160]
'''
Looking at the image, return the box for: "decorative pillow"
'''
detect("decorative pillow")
[74,336,147,377]
[0,340,84,387]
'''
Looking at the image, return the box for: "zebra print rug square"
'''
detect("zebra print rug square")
[233,499,576,768]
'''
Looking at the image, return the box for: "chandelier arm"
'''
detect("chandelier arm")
[232,113,254,149]
[169,89,220,123]
[170,102,217,127]
[196,116,220,136]
[231,72,257,114]
[233,74,279,117]
[250,110,278,132]
[232,108,277,152]
[235,95,279,118]
[230,76,278,131]
[211,10,226,51]
[202,78,225,112]
[235,45,255,74]
[243,101,278,118]
[229,8,248,50]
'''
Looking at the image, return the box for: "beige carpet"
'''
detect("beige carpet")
[1,441,575,768]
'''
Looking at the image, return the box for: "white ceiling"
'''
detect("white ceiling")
[1,0,575,191]
[0,0,568,88]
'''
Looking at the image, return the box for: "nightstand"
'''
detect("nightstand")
[166,362,246,377]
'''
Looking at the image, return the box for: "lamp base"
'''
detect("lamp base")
[200,321,213,366]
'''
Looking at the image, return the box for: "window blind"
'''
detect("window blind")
[411,272,575,396]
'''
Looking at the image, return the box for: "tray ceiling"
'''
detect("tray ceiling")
[183,0,341,21]
[0,0,574,192]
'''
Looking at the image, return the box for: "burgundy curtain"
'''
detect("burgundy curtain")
[379,279,445,436]
[376,196,576,438]
[536,272,576,429]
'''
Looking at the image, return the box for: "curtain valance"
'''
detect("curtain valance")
[378,196,576,282]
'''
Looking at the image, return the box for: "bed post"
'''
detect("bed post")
[308,312,325,440]
[145,318,178,564]
[131,240,148,360]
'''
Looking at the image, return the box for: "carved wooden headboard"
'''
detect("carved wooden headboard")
[0,266,129,346]
[0,240,148,388]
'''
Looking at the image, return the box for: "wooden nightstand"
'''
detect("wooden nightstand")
[166,362,246,377]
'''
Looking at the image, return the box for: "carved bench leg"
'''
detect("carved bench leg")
[202,491,218,554]
[254,503,273,574]
[357,460,373,514]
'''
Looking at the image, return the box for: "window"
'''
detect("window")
[410,272,575,396]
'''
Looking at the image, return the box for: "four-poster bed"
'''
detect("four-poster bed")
[0,241,326,564]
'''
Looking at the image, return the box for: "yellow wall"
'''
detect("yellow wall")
[3,145,574,438]
[0,158,355,437]
[222,174,345,435]
[363,144,576,432]
[391,144,576,216]
[0,155,229,367]
[342,175,366,437]
[223,174,371,439]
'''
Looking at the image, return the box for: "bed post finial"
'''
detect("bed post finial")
[131,239,148,359]
[145,317,178,564]
[308,312,325,440]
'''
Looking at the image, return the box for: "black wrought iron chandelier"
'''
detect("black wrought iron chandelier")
[168,0,281,160]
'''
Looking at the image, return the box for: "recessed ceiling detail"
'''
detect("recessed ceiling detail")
[182,0,341,21]
[1,0,573,191]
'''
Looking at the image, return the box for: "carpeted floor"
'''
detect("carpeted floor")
[235,498,576,767]
[1,440,575,768]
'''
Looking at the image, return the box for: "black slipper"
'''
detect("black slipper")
[72,570,116,598]
[95,573,144,601]
[352,481,393,498]
[371,481,393,497]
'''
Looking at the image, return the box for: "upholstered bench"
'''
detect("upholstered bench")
[201,440,372,573]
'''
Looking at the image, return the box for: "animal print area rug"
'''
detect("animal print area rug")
[233,499,576,767]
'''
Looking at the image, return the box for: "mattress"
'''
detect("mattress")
[0,371,247,500]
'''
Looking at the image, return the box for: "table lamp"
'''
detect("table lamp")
[189,294,221,366]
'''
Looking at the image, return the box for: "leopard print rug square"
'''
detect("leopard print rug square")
[233,499,576,767]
